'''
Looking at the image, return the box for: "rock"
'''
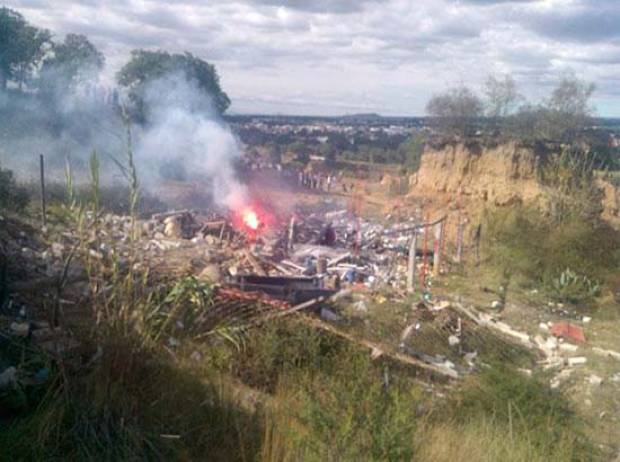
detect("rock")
[0,367,17,389]
[400,324,416,342]
[448,335,460,346]
[588,374,603,386]
[559,343,579,353]
[320,307,341,322]
[51,242,64,258]
[432,300,451,311]
[228,266,238,276]
[539,322,549,332]
[164,219,182,238]
[491,300,503,309]
[198,264,221,283]
[10,322,30,337]
[582,316,592,324]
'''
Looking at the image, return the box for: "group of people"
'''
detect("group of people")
[297,170,335,192]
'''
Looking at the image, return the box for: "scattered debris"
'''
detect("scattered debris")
[551,321,586,344]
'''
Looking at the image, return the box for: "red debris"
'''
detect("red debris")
[550,321,586,344]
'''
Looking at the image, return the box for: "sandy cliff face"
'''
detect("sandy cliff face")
[408,140,620,228]
[410,140,544,206]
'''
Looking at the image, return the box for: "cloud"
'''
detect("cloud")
[3,0,620,116]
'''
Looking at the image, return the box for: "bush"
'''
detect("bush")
[0,166,29,211]
[484,205,620,296]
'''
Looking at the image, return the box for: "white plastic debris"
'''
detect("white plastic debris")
[567,356,587,366]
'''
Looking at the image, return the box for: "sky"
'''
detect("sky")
[4,0,620,116]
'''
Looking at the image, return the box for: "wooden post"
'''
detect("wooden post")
[455,186,463,263]
[455,216,464,263]
[288,215,296,252]
[433,221,445,276]
[420,216,429,288]
[39,154,47,226]
[406,230,418,293]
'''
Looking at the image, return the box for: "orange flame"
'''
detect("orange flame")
[242,209,260,230]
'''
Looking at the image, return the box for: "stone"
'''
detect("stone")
[0,367,17,389]
[588,374,603,386]
[198,264,221,283]
[491,300,503,309]
[10,322,30,337]
[448,335,460,346]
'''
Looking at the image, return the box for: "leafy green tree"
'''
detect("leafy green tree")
[397,134,425,171]
[116,50,230,121]
[39,33,104,97]
[0,7,51,90]
[426,86,483,136]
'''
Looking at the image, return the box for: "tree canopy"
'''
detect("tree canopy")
[0,7,51,90]
[116,50,230,121]
[485,74,521,118]
[39,33,104,97]
[426,86,484,136]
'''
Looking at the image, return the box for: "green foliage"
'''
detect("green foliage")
[117,49,230,121]
[39,33,104,98]
[0,7,51,89]
[281,353,420,461]
[484,205,620,295]
[426,85,484,136]
[0,165,29,211]
[552,268,601,304]
[443,366,591,458]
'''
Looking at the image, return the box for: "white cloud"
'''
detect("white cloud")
[5,0,620,115]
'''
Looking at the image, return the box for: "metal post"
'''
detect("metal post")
[39,154,47,226]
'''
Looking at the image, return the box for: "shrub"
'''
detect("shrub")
[0,166,29,211]
[484,205,620,294]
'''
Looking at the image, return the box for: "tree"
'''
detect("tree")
[39,33,104,97]
[116,50,230,121]
[506,73,596,142]
[484,74,521,118]
[426,86,483,136]
[544,72,595,141]
[0,7,51,90]
[397,134,425,171]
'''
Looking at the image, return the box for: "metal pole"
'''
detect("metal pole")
[39,154,47,226]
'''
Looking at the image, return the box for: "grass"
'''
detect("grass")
[0,156,607,460]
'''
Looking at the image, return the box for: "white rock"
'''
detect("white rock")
[588,374,603,386]
[582,316,592,324]
[491,300,503,309]
[559,343,579,353]
[432,300,451,311]
[539,323,549,332]
[448,335,461,346]
[0,367,17,389]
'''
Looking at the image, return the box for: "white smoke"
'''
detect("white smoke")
[135,73,248,210]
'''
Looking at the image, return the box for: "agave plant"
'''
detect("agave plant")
[552,268,600,304]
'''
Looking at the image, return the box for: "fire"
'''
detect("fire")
[242,209,260,230]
